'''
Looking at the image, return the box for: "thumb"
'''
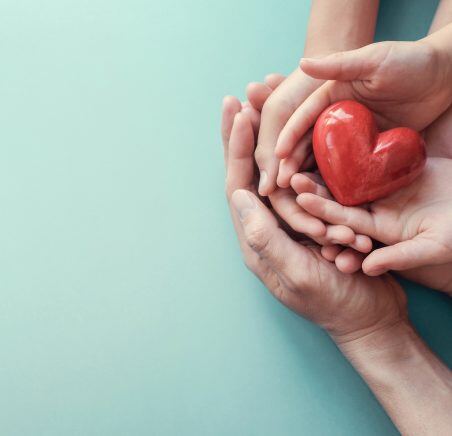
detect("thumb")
[231,189,310,277]
[300,44,380,81]
[362,234,450,276]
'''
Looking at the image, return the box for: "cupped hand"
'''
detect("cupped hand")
[222,95,407,342]
[296,158,452,286]
[244,78,372,255]
[276,39,452,169]
[292,102,452,294]
[250,67,324,196]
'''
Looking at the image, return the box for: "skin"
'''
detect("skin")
[221,98,452,435]
[222,96,406,341]
[239,80,373,253]
[249,76,452,289]
[247,77,369,273]
[295,158,452,291]
[222,3,452,432]
[247,72,452,284]
[430,0,452,33]
[275,20,452,280]
[254,0,379,196]
[289,101,452,290]
[246,1,452,275]
[275,25,452,167]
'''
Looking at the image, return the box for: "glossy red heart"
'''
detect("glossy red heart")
[313,100,426,206]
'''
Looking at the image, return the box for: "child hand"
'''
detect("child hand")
[239,77,372,256]
[275,27,452,173]
[294,158,452,276]
[245,74,318,185]
[248,68,324,196]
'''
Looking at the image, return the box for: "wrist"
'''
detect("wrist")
[336,320,452,434]
[337,320,426,371]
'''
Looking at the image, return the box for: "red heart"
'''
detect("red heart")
[313,100,426,206]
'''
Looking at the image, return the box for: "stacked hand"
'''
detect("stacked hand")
[246,26,452,294]
[275,34,452,171]
[222,95,406,342]
[222,13,452,436]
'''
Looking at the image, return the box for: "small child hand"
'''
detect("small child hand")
[295,158,452,276]
[242,75,373,255]
[290,173,371,273]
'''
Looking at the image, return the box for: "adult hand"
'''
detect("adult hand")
[293,105,452,295]
[222,96,452,436]
[276,32,452,164]
[222,95,406,341]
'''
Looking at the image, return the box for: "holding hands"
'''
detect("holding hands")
[222,6,452,435]
[276,24,452,167]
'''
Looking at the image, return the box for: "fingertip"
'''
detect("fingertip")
[245,82,260,93]
[335,249,364,274]
[354,234,373,253]
[296,192,316,207]
[299,57,314,72]
[275,140,289,159]
[223,95,240,109]
[222,95,232,106]
[336,259,361,274]
[291,173,310,194]
[331,225,355,245]
[291,212,326,236]
[362,256,387,276]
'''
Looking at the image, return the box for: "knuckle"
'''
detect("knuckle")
[245,221,271,254]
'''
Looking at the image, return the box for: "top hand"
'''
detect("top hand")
[275,25,452,168]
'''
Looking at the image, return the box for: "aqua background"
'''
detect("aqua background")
[0,0,450,435]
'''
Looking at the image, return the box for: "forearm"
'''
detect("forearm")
[430,0,452,34]
[304,0,379,57]
[336,322,452,435]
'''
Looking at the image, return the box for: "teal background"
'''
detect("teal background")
[0,0,450,435]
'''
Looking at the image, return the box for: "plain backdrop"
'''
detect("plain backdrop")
[0,0,450,435]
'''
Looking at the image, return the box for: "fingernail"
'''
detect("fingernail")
[233,190,256,221]
[258,170,268,194]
